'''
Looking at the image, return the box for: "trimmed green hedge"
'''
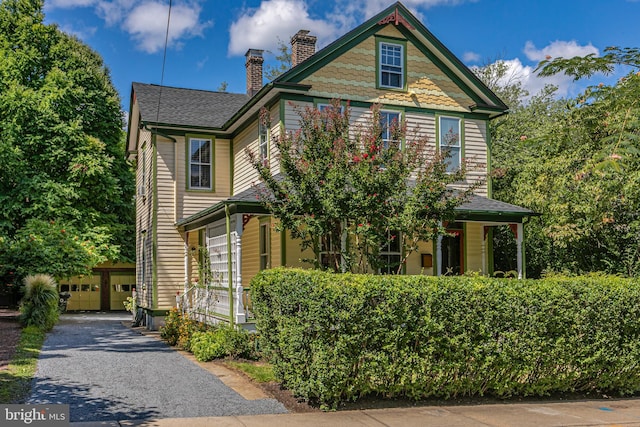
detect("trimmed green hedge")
[251,269,640,409]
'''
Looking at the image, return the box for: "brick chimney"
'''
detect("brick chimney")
[291,30,317,67]
[245,49,264,97]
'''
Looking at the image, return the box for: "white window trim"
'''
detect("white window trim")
[439,116,462,173]
[317,103,344,113]
[379,230,402,275]
[379,42,404,89]
[380,110,401,150]
[259,121,268,167]
[188,137,213,190]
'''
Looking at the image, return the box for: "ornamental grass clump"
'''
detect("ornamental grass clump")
[19,274,59,331]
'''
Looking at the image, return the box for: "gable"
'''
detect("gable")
[297,24,475,112]
[275,2,506,117]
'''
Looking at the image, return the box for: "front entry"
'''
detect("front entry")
[442,223,464,275]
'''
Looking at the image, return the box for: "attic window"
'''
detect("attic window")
[379,42,404,89]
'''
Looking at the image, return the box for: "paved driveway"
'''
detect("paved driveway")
[27,313,286,422]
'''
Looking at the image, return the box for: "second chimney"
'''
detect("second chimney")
[245,49,264,97]
[291,30,317,67]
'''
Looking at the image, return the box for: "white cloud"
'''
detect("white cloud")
[463,51,481,63]
[340,0,477,20]
[493,58,577,99]
[123,2,209,53]
[50,0,210,54]
[47,0,98,8]
[59,23,98,40]
[524,40,599,62]
[228,0,340,56]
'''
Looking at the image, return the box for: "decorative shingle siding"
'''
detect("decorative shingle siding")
[300,25,474,111]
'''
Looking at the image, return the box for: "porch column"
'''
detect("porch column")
[183,233,189,295]
[182,235,189,311]
[516,223,524,279]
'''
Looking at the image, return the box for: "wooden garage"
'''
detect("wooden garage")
[58,262,136,311]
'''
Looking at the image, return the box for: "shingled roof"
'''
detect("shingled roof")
[132,82,249,129]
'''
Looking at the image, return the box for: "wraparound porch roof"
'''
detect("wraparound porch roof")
[176,184,537,232]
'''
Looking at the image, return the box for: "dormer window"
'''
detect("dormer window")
[379,41,404,89]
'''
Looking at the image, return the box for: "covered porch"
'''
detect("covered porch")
[175,189,535,328]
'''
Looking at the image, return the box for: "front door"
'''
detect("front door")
[442,224,464,275]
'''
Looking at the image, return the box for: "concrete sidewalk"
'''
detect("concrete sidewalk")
[70,398,640,426]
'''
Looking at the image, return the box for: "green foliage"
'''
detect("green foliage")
[161,309,257,361]
[474,49,640,277]
[19,274,59,331]
[190,327,253,362]
[0,0,135,288]
[160,308,182,346]
[160,308,209,351]
[264,38,291,81]
[2,219,117,281]
[159,308,208,351]
[252,268,640,409]
[123,296,136,314]
[0,325,46,404]
[247,101,474,273]
[226,361,276,383]
[536,46,640,80]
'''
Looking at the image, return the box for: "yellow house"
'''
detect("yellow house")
[126,2,533,329]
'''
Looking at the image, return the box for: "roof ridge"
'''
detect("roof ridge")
[132,81,246,97]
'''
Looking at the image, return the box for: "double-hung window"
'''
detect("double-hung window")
[379,42,404,89]
[380,230,402,275]
[380,111,401,150]
[439,117,461,172]
[320,234,339,271]
[259,121,268,167]
[189,137,212,190]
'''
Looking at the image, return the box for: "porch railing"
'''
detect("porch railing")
[176,283,255,325]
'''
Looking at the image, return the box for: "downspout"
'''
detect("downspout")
[225,204,235,326]
[143,123,178,315]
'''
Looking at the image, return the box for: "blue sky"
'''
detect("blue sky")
[43,0,640,112]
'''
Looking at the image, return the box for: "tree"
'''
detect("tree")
[264,38,291,81]
[477,49,640,277]
[247,101,474,274]
[0,0,135,285]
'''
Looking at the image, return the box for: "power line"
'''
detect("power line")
[155,0,173,125]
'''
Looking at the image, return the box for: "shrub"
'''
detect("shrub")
[190,326,255,362]
[160,308,182,346]
[19,274,59,331]
[252,268,640,409]
[177,315,208,352]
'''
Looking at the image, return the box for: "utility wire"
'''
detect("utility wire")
[155,0,173,125]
